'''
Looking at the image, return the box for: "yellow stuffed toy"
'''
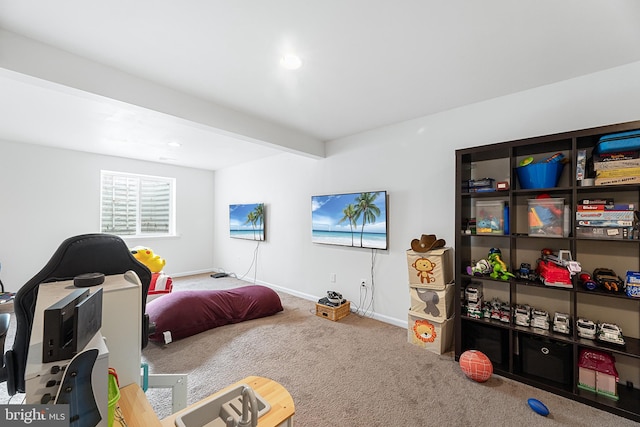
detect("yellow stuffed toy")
[131,246,166,273]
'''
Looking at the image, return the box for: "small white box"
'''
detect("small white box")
[409,283,454,322]
[407,313,453,355]
[406,247,453,289]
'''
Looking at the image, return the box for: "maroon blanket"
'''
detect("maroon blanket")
[147,285,283,342]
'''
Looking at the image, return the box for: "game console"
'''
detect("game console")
[42,288,103,363]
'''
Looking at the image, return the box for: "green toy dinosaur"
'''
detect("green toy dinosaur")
[488,248,515,281]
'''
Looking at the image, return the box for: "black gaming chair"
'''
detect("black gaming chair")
[0,233,152,395]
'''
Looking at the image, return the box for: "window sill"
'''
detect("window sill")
[118,234,180,240]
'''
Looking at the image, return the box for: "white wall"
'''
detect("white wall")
[212,61,640,327]
[2,61,639,325]
[0,140,215,290]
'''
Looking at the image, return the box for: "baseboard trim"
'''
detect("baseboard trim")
[167,271,409,328]
[252,278,408,329]
[170,269,216,278]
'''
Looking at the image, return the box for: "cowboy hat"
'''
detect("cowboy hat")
[410,234,446,252]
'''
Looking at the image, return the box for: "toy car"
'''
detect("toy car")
[552,312,571,334]
[541,249,581,276]
[597,322,625,346]
[578,272,598,291]
[482,302,492,319]
[465,285,482,303]
[592,268,624,293]
[466,303,483,319]
[577,318,597,339]
[499,303,511,323]
[531,309,550,330]
[537,259,573,288]
[517,263,532,280]
[489,298,502,321]
[514,305,530,326]
[514,305,531,327]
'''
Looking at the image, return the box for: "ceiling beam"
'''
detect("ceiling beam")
[0,29,325,159]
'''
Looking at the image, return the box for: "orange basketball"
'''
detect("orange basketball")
[459,350,493,382]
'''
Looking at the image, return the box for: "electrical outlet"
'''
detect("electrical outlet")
[330,273,336,283]
[360,279,367,287]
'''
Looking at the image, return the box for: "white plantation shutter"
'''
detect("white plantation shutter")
[101,174,138,235]
[140,178,170,233]
[101,171,174,236]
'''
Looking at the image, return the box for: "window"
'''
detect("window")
[100,171,175,236]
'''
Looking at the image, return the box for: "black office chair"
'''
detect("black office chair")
[0,233,152,395]
[0,267,8,365]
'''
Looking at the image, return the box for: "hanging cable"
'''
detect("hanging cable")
[237,241,260,283]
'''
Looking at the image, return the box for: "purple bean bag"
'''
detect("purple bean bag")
[147,285,283,342]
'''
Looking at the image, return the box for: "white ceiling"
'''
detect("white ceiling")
[1,0,640,170]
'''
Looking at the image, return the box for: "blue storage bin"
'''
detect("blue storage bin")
[594,129,640,154]
[516,162,564,189]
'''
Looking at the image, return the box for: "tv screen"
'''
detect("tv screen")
[229,203,265,241]
[311,191,388,249]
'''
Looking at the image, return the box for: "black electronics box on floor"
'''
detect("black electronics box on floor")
[462,322,509,365]
[520,334,573,385]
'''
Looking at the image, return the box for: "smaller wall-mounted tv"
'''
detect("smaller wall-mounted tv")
[311,191,388,250]
[229,203,265,241]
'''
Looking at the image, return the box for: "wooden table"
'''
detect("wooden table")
[119,376,294,427]
[117,383,162,427]
[160,376,295,427]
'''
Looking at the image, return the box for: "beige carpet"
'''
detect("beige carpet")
[0,274,635,425]
[140,274,637,426]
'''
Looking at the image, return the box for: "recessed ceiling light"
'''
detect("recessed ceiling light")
[280,54,302,70]
[168,141,181,148]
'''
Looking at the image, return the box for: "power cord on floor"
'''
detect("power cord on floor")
[211,241,260,283]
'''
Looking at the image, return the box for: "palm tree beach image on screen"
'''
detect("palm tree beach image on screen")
[229,203,265,241]
[311,191,388,249]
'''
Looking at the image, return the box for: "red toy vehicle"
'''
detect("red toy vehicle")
[537,259,572,288]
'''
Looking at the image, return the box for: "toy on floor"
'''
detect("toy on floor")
[131,246,166,273]
[527,398,549,416]
[459,350,493,382]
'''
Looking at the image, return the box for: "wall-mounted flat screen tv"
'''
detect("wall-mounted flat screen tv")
[311,191,388,250]
[229,203,265,241]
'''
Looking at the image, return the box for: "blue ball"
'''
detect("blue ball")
[527,398,549,416]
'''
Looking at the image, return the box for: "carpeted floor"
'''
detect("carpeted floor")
[0,274,636,426]
[140,274,638,426]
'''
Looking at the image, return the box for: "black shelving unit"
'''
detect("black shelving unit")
[455,120,640,422]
